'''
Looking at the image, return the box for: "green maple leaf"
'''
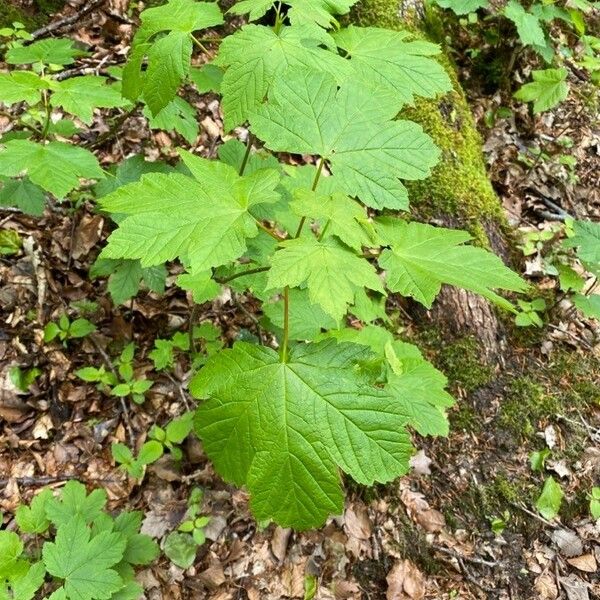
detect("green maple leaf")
[377,219,527,310]
[0,177,46,216]
[100,151,280,272]
[191,340,413,528]
[6,38,85,65]
[215,24,350,131]
[573,294,600,320]
[45,481,107,527]
[435,0,489,14]
[229,0,358,27]
[290,189,375,251]
[125,0,223,114]
[0,140,103,198]
[42,516,126,600]
[267,236,384,321]
[514,68,568,113]
[384,342,454,437]
[51,76,126,124]
[504,0,546,47]
[143,96,199,144]
[333,26,452,105]
[263,287,337,340]
[16,488,53,534]
[250,68,439,209]
[0,71,50,105]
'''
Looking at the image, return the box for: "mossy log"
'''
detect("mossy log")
[0,0,65,30]
[352,0,515,360]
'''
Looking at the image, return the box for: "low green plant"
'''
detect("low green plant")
[163,488,209,568]
[589,487,600,519]
[515,298,546,327]
[112,440,164,479]
[0,481,158,600]
[43,314,95,345]
[148,412,194,460]
[529,447,551,472]
[536,475,563,519]
[76,343,153,405]
[0,229,21,255]
[9,365,41,392]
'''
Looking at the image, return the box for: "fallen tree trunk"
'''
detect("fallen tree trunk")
[352,0,517,361]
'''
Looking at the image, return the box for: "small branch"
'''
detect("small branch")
[431,545,499,568]
[255,220,281,240]
[0,475,118,488]
[31,0,105,39]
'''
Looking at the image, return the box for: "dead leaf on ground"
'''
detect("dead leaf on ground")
[535,571,559,599]
[551,529,584,557]
[400,487,445,533]
[344,504,372,540]
[567,554,597,572]
[271,527,291,562]
[386,559,425,600]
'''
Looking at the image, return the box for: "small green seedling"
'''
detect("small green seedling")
[529,448,551,472]
[148,412,194,460]
[9,365,41,392]
[536,476,563,520]
[112,440,163,480]
[43,314,95,345]
[489,510,511,535]
[515,298,546,327]
[163,488,210,569]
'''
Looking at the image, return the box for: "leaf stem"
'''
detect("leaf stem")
[255,220,280,240]
[273,1,283,34]
[215,265,269,284]
[190,34,211,56]
[281,286,289,362]
[239,133,254,176]
[294,157,324,238]
[318,219,331,241]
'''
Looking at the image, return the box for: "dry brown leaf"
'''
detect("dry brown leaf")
[567,554,597,573]
[400,488,445,533]
[535,572,559,599]
[72,214,104,260]
[271,527,292,562]
[386,560,425,600]
[344,504,372,540]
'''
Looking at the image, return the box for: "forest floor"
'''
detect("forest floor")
[1,1,599,599]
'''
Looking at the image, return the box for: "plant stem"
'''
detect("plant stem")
[239,133,254,176]
[281,286,290,362]
[40,70,52,141]
[294,157,324,238]
[255,219,280,240]
[190,34,211,56]
[273,1,283,34]
[318,219,331,241]
[216,265,269,284]
[188,304,199,355]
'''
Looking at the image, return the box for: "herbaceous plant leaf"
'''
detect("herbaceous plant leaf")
[42,516,126,600]
[6,38,85,66]
[250,68,439,209]
[143,96,199,144]
[0,139,104,198]
[215,24,350,130]
[0,71,50,106]
[191,339,413,528]
[435,0,489,14]
[333,26,452,105]
[377,219,527,310]
[0,177,46,216]
[137,0,222,37]
[45,481,107,527]
[563,220,600,267]
[504,0,546,47]
[513,68,568,113]
[100,153,280,272]
[267,236,384,321]
[51,76,126,124]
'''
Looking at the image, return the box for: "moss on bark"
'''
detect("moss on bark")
[351,0,505,244]
[0,0,64,30]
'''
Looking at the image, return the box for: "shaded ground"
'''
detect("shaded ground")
[1,1,599,599]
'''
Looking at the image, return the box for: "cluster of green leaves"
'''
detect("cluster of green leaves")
[87,0,529,529]
[434,0,599,112]
[163,488,209,568]
[76,342,153,405]
[0,481,158,600]
[520,218,600,321]
[44,313,96,345]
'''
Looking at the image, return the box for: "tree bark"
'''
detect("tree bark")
[352,0,517,362]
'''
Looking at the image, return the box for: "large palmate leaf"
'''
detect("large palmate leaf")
[191,340,413,528]
[215,24,350,131]
[267,236,385,321]
[51,76,126,124]
[124,0,223,114]
[43,516,126,600]
[6,38,85,66]
[333,26,452,105]
[0,140,103,198]
[564,220,600,269]
[250,68,439,209]
[143,96,199,143]
[377,219,527,310]
[0,177,46,215]
[435,0,490,14]
[504,0,546,47]
[100,152,280,272]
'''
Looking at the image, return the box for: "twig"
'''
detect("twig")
[457,557,501,594]
[86,106,138,148]
[31,0,105,39]
[0,475,118,488]
[431,544,499,568]
[509,501,558,528]
[164,372,191,411]
[88,334,135,446]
